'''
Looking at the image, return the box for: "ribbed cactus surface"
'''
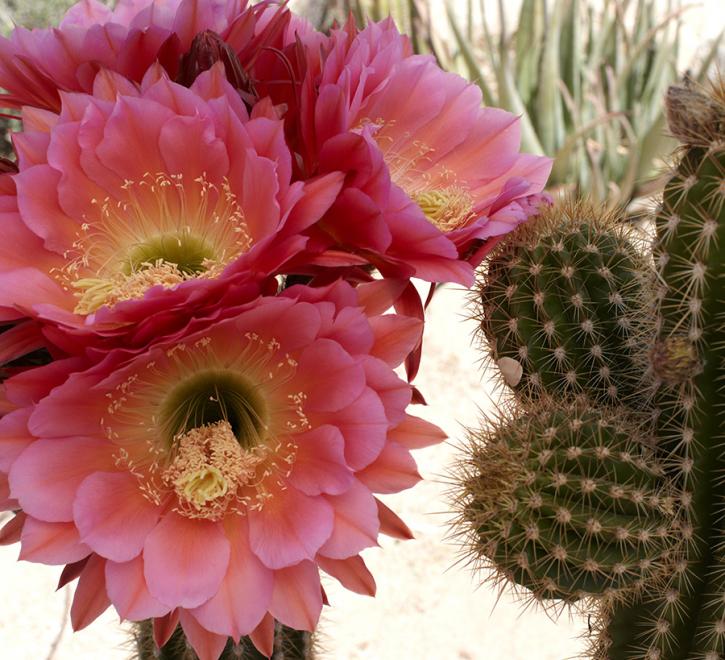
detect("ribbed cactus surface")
[595,80,725,660]
[458,79,725,660]
[478,203,648,406]
[460,402,677,603]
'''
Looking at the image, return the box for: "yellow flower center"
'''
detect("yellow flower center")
[413,187,475,231]
[57,172,252,315]
[163,420,267,520]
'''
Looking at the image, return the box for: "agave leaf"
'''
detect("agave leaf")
[445,1,496,106]
[559,0,581,131]
[497,62,546,155]
[613,5,690,96]
[550,109,626,185]
[535,0,566,154]
[514,0,545,106]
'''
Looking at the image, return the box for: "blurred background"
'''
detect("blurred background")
[0,1,722,658]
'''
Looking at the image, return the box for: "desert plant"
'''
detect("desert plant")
[327,0,722,209]
[457,77,725,658]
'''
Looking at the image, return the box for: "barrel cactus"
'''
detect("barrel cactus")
[476,200,650,406]
[457,400,678,604]
[457,77,725,659]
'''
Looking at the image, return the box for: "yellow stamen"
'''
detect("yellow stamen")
[414,187,475,231]
[162,420,267,520]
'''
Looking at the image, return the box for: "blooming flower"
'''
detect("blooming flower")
[285,19,552,271]
[0,0,295,112]
[0,63,342,349]
[0,279,444,659]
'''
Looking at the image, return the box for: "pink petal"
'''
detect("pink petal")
[0,407,33,472]
[269,561,323,632]
[249,613,275,658]
[179,610,229,660]
[362,356,411,425]
[296,339,365,413]
[335,387,388,471]
[143,512,230,609]
[159,114,229,182]
[0,321,45,366]
[287,426,353,496]
[368,314,422,367]
[248,485,334,569]
[282,172,345,235]
[154,610,180,648]
[9,437,115,522]
[192,516,273,639]
[376,498,414,540]
[356,442,420,494]
[326,306,375,355]
[105,555,169,620]
[319,478,379,559]
[317,555,376,596]
[74,471,161,562]
[0,511,25,545]
[356,278,407,316]
[389,414,447,449]
[70,554,111,631]
[20,517,90,565]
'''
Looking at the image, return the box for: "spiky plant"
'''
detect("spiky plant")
[457,77,725,659]
[133,620,316,660]
[458,399,680,605]
[476,200,650,405]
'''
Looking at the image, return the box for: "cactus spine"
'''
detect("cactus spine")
[133,621,314,660]
[458,79,725,659]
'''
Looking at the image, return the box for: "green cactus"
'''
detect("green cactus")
[459,78,725,659]
[591,79,725,660]
[476,200,650,406]
[133,620,314,660]
[458,400,679,604]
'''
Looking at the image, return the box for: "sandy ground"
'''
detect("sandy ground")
[0,284,589,660]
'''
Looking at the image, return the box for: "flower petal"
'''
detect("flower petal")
[143,512,230,609]
[178,610,229,660]
[70,554,111,631]
[296,339,365,413]
[356,441,420,494]
[248,485,333,569]
[191,516,273,639]
[19,517,90,565]
[74,471,161,562]
[287,425,353,497]
[9,437,114,522]
[269,561,323,632]
[317,554,376,596]
[319,478,379,559]
[105,555,170,620]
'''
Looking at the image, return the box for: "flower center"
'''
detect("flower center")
[360,120,474,232]
[413,187,475,231]
[159,369,269,450]
[162,420,268,519]
[60,172,252,314]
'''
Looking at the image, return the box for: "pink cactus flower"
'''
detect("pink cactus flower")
[0,0,299,112]
[0,279,444,659]
[286,18,552,271]
[0,63,342,349]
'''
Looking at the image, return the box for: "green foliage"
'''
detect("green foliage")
[459,78,725,659]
